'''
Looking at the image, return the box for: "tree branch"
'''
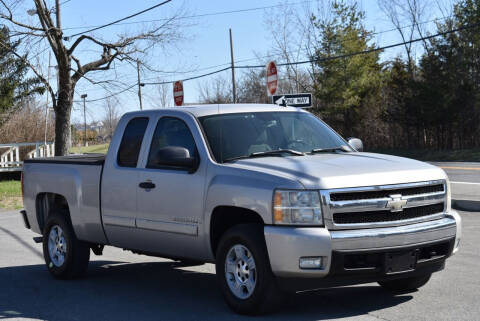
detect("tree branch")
[71,49,120,84]
[0,0,44,31]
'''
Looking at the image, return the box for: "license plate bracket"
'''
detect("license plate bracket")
[384,250,417,275]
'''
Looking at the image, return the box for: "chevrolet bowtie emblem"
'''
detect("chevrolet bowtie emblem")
[386,194,407,212]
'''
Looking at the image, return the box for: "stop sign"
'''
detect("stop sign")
[173,81,184,106]
[266,61,278,96]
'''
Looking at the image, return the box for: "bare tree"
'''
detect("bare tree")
[434,0,454,20]
[156,81,171,108]
[263,1,314,94]
[0,0,185,155]
[102,97,120,140]
[198,74,232,104]
[237,69,269,104]
[378,0,431,71]
[261,0,338,97]
[0,98,54,144]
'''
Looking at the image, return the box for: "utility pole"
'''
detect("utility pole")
[55,0,61,29]
[44,52,51,147]
[81,94,88,147]
[229,28,236,103]
[137,59,144,110]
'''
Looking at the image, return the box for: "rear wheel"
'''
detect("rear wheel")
[378,274,431,292]
[216,224,283,315]
[42,211,90,279]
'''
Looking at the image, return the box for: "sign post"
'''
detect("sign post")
[266,61,278,96]
[173,81,184,106]
[273,93,312,108]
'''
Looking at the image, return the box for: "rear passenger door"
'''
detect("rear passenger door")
[101,116,150,248]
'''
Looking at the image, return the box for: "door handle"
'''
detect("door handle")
[139,181,156,189]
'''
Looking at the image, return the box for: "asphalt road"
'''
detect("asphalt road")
[431,162,480,184]
[431,162,480,206]
[0,209,479,321]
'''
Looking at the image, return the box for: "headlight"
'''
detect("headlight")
[273,190,323,225]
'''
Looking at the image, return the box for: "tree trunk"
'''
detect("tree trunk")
[54,57,74,156]
[54,83,74,156]
[54,103,72,156]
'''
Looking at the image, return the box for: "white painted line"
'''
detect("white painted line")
[450,181,480,185]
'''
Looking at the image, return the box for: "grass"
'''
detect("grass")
[370,148,480,162]
[0,180,22,210]
[69,143,109,154]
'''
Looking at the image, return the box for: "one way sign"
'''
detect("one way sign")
[273,93,312,108]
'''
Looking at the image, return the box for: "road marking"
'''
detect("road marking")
[441,166,480,171]
[451,181,480,185]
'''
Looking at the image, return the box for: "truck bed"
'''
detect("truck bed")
[24,153,105,165]
[22,152,107,244]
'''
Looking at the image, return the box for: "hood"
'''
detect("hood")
[228,152,447,190]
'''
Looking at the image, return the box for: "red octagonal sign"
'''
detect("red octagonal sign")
[173,80,184,106]
[266,61,278,96]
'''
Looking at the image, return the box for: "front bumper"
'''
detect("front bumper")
[264,211,461,282]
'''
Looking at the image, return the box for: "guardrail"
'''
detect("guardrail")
[0,142,55,172]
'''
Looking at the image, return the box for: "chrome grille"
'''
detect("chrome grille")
[329,184,444,201]
[333,203,445,224]
[321,180,447,230]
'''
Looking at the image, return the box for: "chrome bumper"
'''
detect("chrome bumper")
[264,211,460,278]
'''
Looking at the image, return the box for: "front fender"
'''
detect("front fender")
[202,165,302,258]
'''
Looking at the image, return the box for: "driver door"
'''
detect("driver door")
[134,115,206,258]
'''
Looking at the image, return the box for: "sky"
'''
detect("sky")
[10,0,450,124]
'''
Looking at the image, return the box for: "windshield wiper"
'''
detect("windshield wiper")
[223,149,305,163]
[310,146,351,154]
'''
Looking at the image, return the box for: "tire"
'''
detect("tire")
[378,274,432,293]
[215,224,283,315]
[42,211,90,279]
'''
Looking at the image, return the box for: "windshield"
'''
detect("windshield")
[199,111,349,163]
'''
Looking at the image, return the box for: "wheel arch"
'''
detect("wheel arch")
[35,193,71,233]
[209,205,264,258]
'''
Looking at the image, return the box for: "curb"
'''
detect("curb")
[452,199,480,212]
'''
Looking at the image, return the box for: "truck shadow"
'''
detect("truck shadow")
[0,260,412,321]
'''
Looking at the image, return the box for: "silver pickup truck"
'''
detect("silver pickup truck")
[20,104,461,315]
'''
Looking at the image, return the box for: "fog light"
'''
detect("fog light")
[299,257,323,269]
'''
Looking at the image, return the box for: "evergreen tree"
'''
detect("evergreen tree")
[311,1,382,137]
[0,26,43,114]
[418,0,480,149]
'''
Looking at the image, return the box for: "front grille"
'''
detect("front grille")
[330,184,444,202]
[333,203,445,224]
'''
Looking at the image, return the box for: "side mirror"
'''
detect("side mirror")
[347,137,363,152]
[153,146,198,171]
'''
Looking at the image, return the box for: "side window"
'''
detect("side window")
[147,117,197,169]
[117,117,149,168]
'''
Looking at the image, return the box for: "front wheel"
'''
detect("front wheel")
[42,211,90,279]
[215,224,283,315]
[378,274,432,293]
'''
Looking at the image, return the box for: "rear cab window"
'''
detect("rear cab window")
[117,117,149,167]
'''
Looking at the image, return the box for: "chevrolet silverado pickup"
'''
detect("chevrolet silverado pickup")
[20,104,462,315]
